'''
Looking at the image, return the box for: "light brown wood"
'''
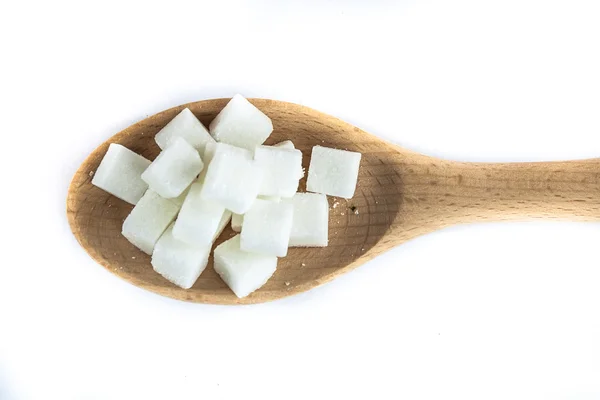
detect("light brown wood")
[67,98,600,304]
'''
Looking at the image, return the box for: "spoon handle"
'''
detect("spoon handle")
[396,155,600,230]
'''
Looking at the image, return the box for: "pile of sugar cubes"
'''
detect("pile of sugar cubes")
[92,94,361,298]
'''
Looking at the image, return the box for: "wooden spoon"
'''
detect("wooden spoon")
[67,98,600,305]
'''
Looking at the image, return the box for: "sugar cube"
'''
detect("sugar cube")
[200,143,263,214]
[209,94,273,150]
[214,235,277,298]
[254,145,303,198]
[289,193,329,247]
[306,145,361,199]
[272,140,295,150]
[141,137,204,198]
[231,213,243,233]
[154,108,215,155]
[240,199,293,257]
[230,195,280,233]
[151,223,211,289]
[122,190,180,254]
[172,182,227,246]
[92,143,151,205]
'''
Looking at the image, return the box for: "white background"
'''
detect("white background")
[1,1,600,399]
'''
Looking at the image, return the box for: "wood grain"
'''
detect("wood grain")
[66,98,600,304]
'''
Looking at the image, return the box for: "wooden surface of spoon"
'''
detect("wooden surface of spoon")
[67,98,600,304]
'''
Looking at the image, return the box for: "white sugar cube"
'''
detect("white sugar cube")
[230,195,280,233]
[289,193,329,247]
[240,199,293,257]
[254,146,303,198]
[92,143,151,205]
[151,224,211,289]
[231,213,243,232]
[272,140,295,150]
[307,145,361,199]
[209,94,273,150]
[122,190,180,254]
[141,137,204,198]
[214,235,277,298]
[172,182,227,246]
[200,143,263,214]
[155,108,215,154]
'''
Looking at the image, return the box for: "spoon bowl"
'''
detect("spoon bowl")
[67,98,600,304]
